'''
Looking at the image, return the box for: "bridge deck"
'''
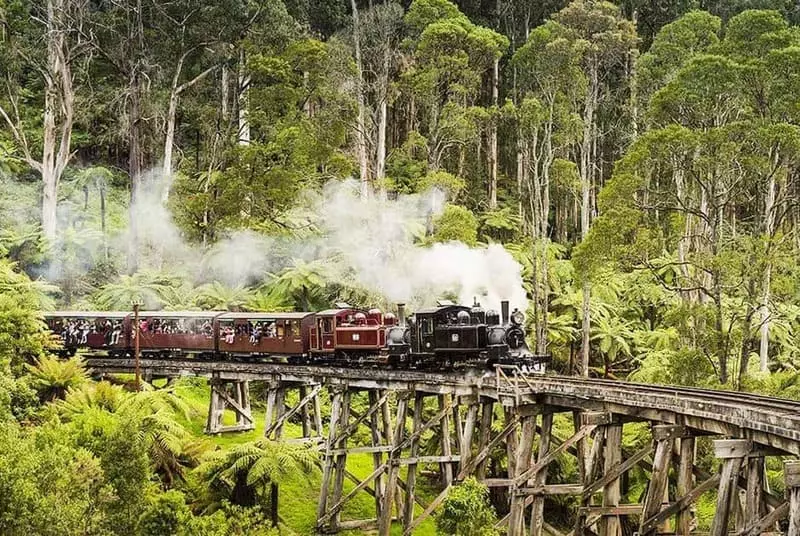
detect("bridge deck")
[85,358,800,455]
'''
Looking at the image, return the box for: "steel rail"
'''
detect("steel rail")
[518,375,800,420]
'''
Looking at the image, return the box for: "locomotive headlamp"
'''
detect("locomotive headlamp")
[510,309,525,325]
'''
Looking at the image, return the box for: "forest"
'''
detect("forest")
[1,0,800,533]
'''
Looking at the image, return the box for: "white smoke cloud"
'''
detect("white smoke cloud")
[309,179,527,313]
[34,169,528,313]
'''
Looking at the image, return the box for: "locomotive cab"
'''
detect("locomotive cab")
[408,302,488,367]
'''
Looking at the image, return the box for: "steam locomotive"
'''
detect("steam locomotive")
[43,299,546,371]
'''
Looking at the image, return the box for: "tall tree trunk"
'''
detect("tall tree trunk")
[128,72,144,274]
[127,0,145,274]
[375,42,390,197]
[238,48,250,145]
[163,58,216,202]
[488,57,499,209]
[221,63,229,122]
[579,64,598,377]
[162,89,178,194]
[759,172,777,372]
[40,0,74,243]
[350,0,370,198]
[100,184,108,260]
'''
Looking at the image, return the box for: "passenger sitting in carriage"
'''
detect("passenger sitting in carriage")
[250,323,262,344]
[222,325,235,344]
[111,321,122,345]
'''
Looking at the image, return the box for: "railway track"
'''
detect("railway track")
[527,374,800,417]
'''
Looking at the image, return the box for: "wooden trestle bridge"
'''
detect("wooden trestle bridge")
[85,358,800,536]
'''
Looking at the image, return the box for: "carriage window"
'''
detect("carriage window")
[261,321,277,338]
[276,321,285,338]
[290,320,300,336]
[322,318,332,333]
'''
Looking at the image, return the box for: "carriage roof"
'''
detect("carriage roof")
[138,311,226,318]
[217,312,314,320]
[43,311,130,319]
[316,308,356,317]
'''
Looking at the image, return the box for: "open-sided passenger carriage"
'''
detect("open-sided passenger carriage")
[43,311,130,357]
[216,312,315,360]
[136,311,220,358]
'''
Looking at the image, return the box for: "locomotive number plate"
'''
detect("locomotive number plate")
[451,334,459,342]
[352,334,360,341]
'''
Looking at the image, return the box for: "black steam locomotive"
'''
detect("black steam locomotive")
[385,299,543,370]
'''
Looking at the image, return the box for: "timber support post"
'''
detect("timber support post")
[204,375,254,434]
[600,419,622,536]
[379,390,409,535]
[787,460,800,536]
[529,411,552,536]
[508,404,537,536]
[639,424,680,535]
[710,439,749,536]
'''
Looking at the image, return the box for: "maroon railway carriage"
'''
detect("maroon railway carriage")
[136,311,222,358]
[309,307,388,361]
[216,312,315,358]
[44,311,130,356]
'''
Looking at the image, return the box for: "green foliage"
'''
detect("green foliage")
[430,204,479,246]
[27,355,88,401]
[0,260,53,369]
[138,493,278,536]
[195,439,317,512]
[195,283,255,311]
[435,477,498,536]
[0,422,113,536]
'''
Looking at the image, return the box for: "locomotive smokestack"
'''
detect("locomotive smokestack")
[397,303,406,327]
[501,300,509,324]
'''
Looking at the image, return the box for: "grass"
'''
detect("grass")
[170,377,438,536]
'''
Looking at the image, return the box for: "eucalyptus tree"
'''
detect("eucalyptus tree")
[401,0,508,200]
[345,2,405,194]
[552,0,637,377]
[719,9,800,372]
[579,9,800,385]
[512,20,583,354]
[0,0,90,242]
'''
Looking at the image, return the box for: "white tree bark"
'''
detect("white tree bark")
[759,170,777,372]
[374,41,390,196]
[238,48,250,145]
[580,63,598,378]
[350,0,370,198]
[0,0,76,242]
[162,53,217,202]
[488,57,499,209]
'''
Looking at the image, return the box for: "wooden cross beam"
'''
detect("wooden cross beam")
[212,381,253,424]
[401,414,521,536]
[264,384,321,437]
[583,445,654,496]
[319,463,388,525]
[640,474,721,533]
[515,424,597,486]
[737,503,789,536]
[332,390,390,444]
[390,397,456,456]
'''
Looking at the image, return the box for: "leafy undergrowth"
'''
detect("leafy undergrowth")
[172,377,437,535]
